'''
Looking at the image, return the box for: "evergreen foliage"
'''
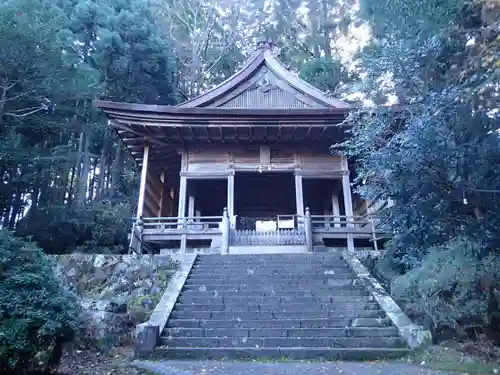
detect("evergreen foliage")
[0,230,81,373]
[347,0,500,334]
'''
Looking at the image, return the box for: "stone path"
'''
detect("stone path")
[133,360,458,375]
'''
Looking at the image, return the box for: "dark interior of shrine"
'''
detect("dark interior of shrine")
[190,178,227,216]
[159,173,374,250]
[189,173,346,220]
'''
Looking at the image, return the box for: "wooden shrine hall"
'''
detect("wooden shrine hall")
[94,42,386,254]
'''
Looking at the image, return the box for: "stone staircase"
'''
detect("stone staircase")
[156,252,410,360]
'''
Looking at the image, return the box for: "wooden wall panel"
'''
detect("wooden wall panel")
[300,153,343,171]
[271,149,294,164]
[144,169,162,217]
[187,149,229,173]
[184,147,343,175]
[233,149,260,164]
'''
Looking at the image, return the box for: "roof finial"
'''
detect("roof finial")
[256,39,273,50]
[256,39,279,55]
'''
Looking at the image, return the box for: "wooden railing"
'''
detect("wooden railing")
[230,228,305,246]
[142,216,223,231]
[128,210,389,254]
[128,219,143,254]
[310,213,388,251]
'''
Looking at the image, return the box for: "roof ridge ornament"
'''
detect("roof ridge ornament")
[256,39,279,55]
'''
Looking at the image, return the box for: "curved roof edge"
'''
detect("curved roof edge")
[178,46,351,110]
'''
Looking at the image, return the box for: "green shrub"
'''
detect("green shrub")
[15,199,133,254]
[0,230,82,374]
[390,237,500,335]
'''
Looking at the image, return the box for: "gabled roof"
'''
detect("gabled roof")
[177,42,351,110]
[92,43,352,171]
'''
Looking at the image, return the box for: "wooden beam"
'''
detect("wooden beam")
[177,175,187,218]
[295,172,304,217]
[136,145,149,218]
[158,172,165,217]
[342,171,355,252]
[227,173,235,227]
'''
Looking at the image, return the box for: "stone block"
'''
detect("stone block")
[167,319,200,328]
[240,319,301,329]
[134,324,159,355]
[347,327,399,337]
[286,328,347,337]
[248,328,288,337]
[300,318,351,328]
[204,328,250,337]
[400,323,432,349]
[350,317,390,327]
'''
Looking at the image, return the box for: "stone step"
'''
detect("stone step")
[183,281,357,290]
[148,346,410,361]
[189,268,354,275]
[191,263,351,270]
[167,317,392,329]
[192,262,350,268]
[180,288,368,298]
[194,260,348,267]
[170,309,385,320]
[182,281,358,291]
[173,302,380,312]
[197,254,345,260]
[186,274,355,283]
[194,261,349,268]
[192,268,352,274]
[159,336,406,348]
[163,326,400,338]
[177,294,374,305]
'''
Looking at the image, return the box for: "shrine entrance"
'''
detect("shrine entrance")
[230,172,305,246]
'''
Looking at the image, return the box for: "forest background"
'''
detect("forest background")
[1,0,500,357]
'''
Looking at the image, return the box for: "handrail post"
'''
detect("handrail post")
[221,207,230,254]
[129,217,143,254]
[180,217,187,253]
[128,220,136,254]
[346,216,355,252]
[305,207,313,253]
[369,215,379,251]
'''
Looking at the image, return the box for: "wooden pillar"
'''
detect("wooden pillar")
[294,172,304,217]
[295,172,304,229]
[342,172,355,251]
[188,196,195,219]
[227,172,235,229]
[221,207,230,254]
[177,175,187,253]
[136,145,149,218]
[332,194,341,228]
[177,175,187,218]
[304,207,313,252]
[158,172,165,217]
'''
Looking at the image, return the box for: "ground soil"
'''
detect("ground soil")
[55,342,500,375]
[56,347,151,375]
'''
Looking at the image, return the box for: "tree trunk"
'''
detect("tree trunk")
[97,132,109,199]
[110,140,122,196]
[77,127,92,203]
[90,156,99,201]
[67,163,76,207]
[8,190,22,229]
[75,131,84,186]
[58,132,74,204]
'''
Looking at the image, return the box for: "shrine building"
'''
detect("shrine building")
[94,42,385,254]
